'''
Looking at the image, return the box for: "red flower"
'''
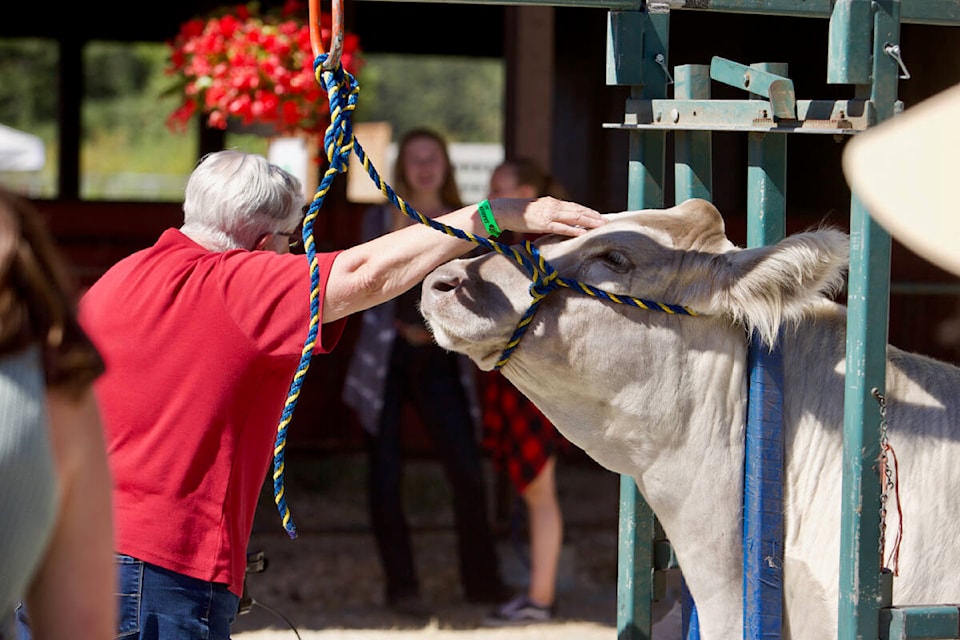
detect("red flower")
[165,1,363,136]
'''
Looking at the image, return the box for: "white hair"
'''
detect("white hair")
[180,150,305,251]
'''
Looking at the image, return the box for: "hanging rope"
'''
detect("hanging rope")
[269,51,509,537]
[270,49,699,538]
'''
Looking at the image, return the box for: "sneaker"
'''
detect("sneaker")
[482,594,555,626]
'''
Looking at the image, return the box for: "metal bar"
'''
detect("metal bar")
[839,193,892,640]
[674,65,713,201]
[651,0,959,24]
[838,0,900,636]
[710,57,795,118]
[619,8,670,640]
[353,0,960,25]
[672,63,712,640]
[743,335,786,639]
[743,61,788,640]
[828,0,873,84]
[608,10,646,86]
[880,605,960,639]
[609,98,874,133]
[626,134,668,205]
[625,7,670,211]
[618,474,657,640]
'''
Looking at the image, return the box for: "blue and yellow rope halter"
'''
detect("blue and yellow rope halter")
[271,52,698,538]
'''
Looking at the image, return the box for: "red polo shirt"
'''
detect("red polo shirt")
[80,229,344,595]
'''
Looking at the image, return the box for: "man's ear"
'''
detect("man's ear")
[252,234,271,251]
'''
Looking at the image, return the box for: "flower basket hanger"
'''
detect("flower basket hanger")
[310,0,342,70]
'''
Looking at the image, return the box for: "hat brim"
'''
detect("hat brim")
[842,82,960,276]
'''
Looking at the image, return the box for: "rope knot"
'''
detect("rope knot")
[316,55,359,174]
[527,241,560,301]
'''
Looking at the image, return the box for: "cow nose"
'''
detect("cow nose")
[425,265,461,294]
[421,266,461,315]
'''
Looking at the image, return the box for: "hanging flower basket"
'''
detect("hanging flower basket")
[164,0,363,137]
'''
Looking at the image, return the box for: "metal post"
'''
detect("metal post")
[674,64,712,202]
[838,1,900,638]
[626,6,669,210]
[616,6,670,639]
[743,61,788,640]
[673,62,712,640]
[618,474,657,640]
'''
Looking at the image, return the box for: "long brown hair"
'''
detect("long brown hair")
[0,188,104,398]
[392,128,463,210]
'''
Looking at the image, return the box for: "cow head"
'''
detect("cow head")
[422,198,847,365]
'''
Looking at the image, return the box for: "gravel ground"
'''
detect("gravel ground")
[230,452,682,639]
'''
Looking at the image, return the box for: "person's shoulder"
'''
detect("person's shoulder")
[216,249,339,292]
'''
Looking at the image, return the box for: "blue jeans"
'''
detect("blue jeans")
[16,555,239,640]
[114,554,239,640]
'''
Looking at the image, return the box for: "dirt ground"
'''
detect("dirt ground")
[230,452,683,640]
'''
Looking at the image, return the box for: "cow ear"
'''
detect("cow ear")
[710,228,849,346]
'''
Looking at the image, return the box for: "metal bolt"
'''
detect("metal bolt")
[670,109,680,124]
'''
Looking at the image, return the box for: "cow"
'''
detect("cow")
[419,198,960,640]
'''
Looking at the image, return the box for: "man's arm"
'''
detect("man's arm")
[322,197,603,323]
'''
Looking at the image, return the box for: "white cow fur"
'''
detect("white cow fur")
[420,198,960,640]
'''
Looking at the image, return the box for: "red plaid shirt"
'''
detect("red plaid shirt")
[480,370,569,493]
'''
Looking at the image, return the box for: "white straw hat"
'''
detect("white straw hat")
[842,82,960,276]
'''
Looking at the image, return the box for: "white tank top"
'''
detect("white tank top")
[0,346,59,621]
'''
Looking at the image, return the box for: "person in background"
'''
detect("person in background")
[78,149,604,639]
[479,158,571,625]
[343,128,514,618]
[0,188,114,640]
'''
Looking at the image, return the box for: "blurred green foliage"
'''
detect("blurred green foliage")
[354,54,504,143]
[0,38,502,199]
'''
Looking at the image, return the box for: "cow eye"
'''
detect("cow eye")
[600,250,633,272]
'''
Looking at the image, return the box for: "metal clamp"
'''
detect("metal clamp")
[655,54,675,85]
[883,43,911,80]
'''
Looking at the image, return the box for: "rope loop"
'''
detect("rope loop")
[272,54,360,539]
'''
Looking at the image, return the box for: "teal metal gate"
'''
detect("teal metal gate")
[604,1,960,639]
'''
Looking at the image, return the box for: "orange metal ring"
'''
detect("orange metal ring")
[309,0,344,70]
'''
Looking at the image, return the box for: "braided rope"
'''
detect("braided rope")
[271,54,698,537]
[493,242,698,369]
